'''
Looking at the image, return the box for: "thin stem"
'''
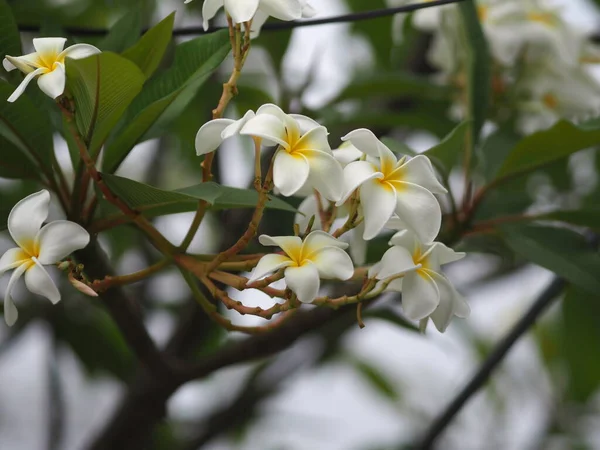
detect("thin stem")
[92,258,171,291]
[415,277,566,449]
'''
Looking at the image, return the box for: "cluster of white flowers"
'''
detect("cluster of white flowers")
[390,0,600,133]
[196,104,469,331]
[185,0,316,37]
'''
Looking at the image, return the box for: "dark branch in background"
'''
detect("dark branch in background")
[414,276,566,450]
[16,0,466,36]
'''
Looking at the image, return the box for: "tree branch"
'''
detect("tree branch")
[414,276,566,450]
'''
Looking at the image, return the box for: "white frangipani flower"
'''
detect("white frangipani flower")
[186,0,315,36]
[195,104,344,201]
[0,190,90,326]
[370,230,469,332]
[3,37,100,103]
[248,231,354,303]
[336,129,447,242]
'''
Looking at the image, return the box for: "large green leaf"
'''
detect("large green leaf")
[425,121,470,175]
[538,209,600,232]
[65,52,146,154]
[121,13,174,78]
[0,135,40,179]
[93,174,297,230]
[496,120,600,180]
[562,286,600,402]
[103,30,231,173]
[478,124,520,181]
[0,0,21,61]
[459,0,491,145]
[98,10,143,53]
[0,81,55,168]
[502,225,600,293]
[333,73,450,103]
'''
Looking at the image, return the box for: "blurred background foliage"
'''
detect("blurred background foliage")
[0,0,600,449]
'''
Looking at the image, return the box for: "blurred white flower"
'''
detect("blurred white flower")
[3,37,100,102]
[249,231,354,303]
[336,129,446,242]
[370,230,469,332]
[187,0,315,37]
[0,190,90,326]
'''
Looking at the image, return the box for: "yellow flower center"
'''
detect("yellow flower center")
[542,92,558,110]
[477,5,488,22]
[527,12,556,27]
[35,52,64,73]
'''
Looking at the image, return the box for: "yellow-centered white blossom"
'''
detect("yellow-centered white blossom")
[3,37,100,102]
[0,191,90,326]
[249,231,354,303]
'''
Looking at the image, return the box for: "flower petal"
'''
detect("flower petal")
[401,270,440,320]
[195,118,235,155]
[348,224,367,265]
[333,142,363,166]
[395,155,447,194]
[360,180,397,240]
[302,230,348,258]
[7,67,46,102]
[59,43,101,60]
[36,221,90,265]
[341,128,382,158]
[301,0,317,17]
[376,245,418,280]
[422,242,465,272]
[310,246,354,280]
[240,113,288,148]
[427,271,456,332]
[304,149,344,202]
[388,229,419,251]
[259,0,303,21]
[249,10,269,37]
[289,114,321,134]
[336,160,382,206]
[4,53,42,73]
[25,261,61,304]
[295,125,331,154]
[258,235,303,258]
[0,248,30,277]
[273,150,310,196]
[8,190,50,253]
[294,195,326,232]
[248,254,293,282]
[221,110,255,140]
[201,0,225,28]
[4,263,27,326]
[224,0,260,23]
[284,263,320,303]
[377,140,398,175]
[37,63,66,99]
[393,181,441,244]
[33,38,67,66]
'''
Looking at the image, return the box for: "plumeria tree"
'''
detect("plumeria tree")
[0,0,600,448]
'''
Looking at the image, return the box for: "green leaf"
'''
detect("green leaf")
[99,10,143,53]
[0,81,55,168]
[496,120,600,180]
[0,0,21,60]
[53,304,134,381]
[562,286,600,402]
[425,121,470,175]
[478,125,520,181]
[458,0,491,145]
[0,135,41,179]
[94,174,297,229]
[538,209,600,231]
[333,73,450,103]
[501,225,600,293]
[352,358,400,400]
[103,30,231,173]
[65,52,146,154]
[122,12,174,78]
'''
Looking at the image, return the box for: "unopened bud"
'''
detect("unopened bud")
[68,273,98,297]
[57,261,71,271]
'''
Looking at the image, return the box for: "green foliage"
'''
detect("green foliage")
[103,30,231,173]
[562,286,600,402]
[121,13,175,78]
[97,173,296,225]
[0,81,55,168]
[539,209,600,232]
[496,120,600,180]
[458,0,491,145]
[0,0,21,60]
[502,225,600,293]
[478,124,520,181]
[98,10,143,53]
[0,134,40,179]
[425,120,470,175]
[351,357,401,401]
[65,52,146,154]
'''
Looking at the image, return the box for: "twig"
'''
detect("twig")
[414,276,566,450]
